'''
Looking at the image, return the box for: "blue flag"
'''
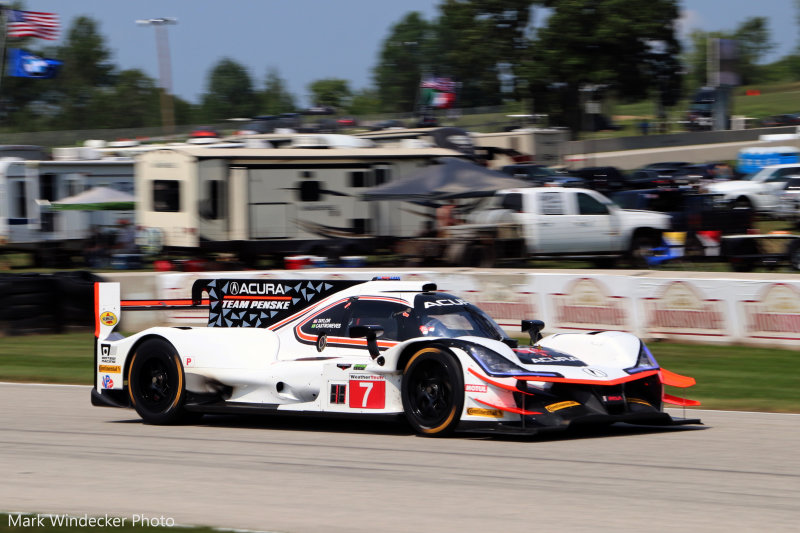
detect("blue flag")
[7,48,62,79]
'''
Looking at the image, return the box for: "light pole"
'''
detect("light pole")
[136,17,177,136]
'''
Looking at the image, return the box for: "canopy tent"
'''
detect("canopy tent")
[361,157,533,201]
[50,186,135,211]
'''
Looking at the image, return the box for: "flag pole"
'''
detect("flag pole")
[0,4,7,108]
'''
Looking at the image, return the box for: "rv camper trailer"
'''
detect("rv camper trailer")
[135,139,463,262]
[0,153,135,263]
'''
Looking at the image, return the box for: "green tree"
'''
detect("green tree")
[522,0,682,138]
[373,12,433,113]
[347,88,382,116]
[308,78,352,109]
[434,0,533,109]
[92,69,161,128]
[51,16,118,129]
[200,58,258,121]
[733,17,774,85]
[259,68,296,114]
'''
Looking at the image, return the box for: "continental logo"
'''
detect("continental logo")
[545,401,580,412]
[467,407,503,418]
[100,312,118,326]
[98,365,121,373]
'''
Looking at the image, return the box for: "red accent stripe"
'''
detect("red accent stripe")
[223,295,292,300]
[474,398,542,415]
[660,368,696,388]
[663,393,701,406]
[121,299,209,307]
[516,370,659,386]
[94,282,100,338]
[468,368,535,396]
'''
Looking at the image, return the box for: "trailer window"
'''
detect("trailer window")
[11,181,26,218]
[299,180,322,202]
[203,180,222,219]
[153,180,181,212]
[374,167,389,185]
[349,171,366,188]
[351,218,370,234]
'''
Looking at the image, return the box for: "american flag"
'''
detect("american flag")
[5,9,60,40]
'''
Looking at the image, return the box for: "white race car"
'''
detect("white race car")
[92,277,701,436]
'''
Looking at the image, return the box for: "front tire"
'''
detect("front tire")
[127,338,188,424]
[401,347,464,436]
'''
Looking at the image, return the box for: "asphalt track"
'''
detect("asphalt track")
[1,383,798,533]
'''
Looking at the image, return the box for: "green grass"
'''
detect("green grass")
[648,341,800,413]
[0,332,95,384]
[1,332,798,413]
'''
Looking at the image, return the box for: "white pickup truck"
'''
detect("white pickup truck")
[444,187,671,267]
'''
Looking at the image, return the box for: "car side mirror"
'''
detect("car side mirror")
[521,319,544,344]
[349,325,384,360]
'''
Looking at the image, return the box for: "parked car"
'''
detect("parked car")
[369,119,406,131]
[624,169,678,189]
[774,176,800,224]
[760,113,800,127]
[706,163,800,213]
[500,163,568,186]
[569,166,627,195]
[641,161,692,172]
[611,188,752,236]
[671,164,715,186]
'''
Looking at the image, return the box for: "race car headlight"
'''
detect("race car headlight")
[466,343,530,376]
[628,341,659,373]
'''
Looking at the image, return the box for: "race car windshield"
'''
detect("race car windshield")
[413,294,507,340]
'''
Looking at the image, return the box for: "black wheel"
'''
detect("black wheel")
[401,347,464,436]
[127,338,188,424]
[733,196,752,210]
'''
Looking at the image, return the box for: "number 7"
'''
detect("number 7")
[359,381,373,407]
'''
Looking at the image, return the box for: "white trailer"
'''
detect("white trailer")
[135,140,463,261]
[0,154,135,264]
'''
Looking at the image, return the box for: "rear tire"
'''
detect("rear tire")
[401,347,464,436]
[127,338,188,424]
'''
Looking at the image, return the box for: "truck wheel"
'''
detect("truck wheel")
[401,347,464,437]
[127,338,188,425]
[733,197,752,210]
[628,235,657,268]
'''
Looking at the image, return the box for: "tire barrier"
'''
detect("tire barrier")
[0,271,104,336]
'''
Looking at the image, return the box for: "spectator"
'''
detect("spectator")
[436,202,459,237]
[115,219,138,254]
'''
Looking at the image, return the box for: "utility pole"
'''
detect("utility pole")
[136,17,177,136]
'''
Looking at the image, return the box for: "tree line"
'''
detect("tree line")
[0,1,796,138]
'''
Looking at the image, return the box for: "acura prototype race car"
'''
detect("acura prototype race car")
[91,277,701,436]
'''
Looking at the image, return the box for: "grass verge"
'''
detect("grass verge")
[0,332,798,413]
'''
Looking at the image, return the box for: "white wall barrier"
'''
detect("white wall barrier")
[102,269,800,350]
